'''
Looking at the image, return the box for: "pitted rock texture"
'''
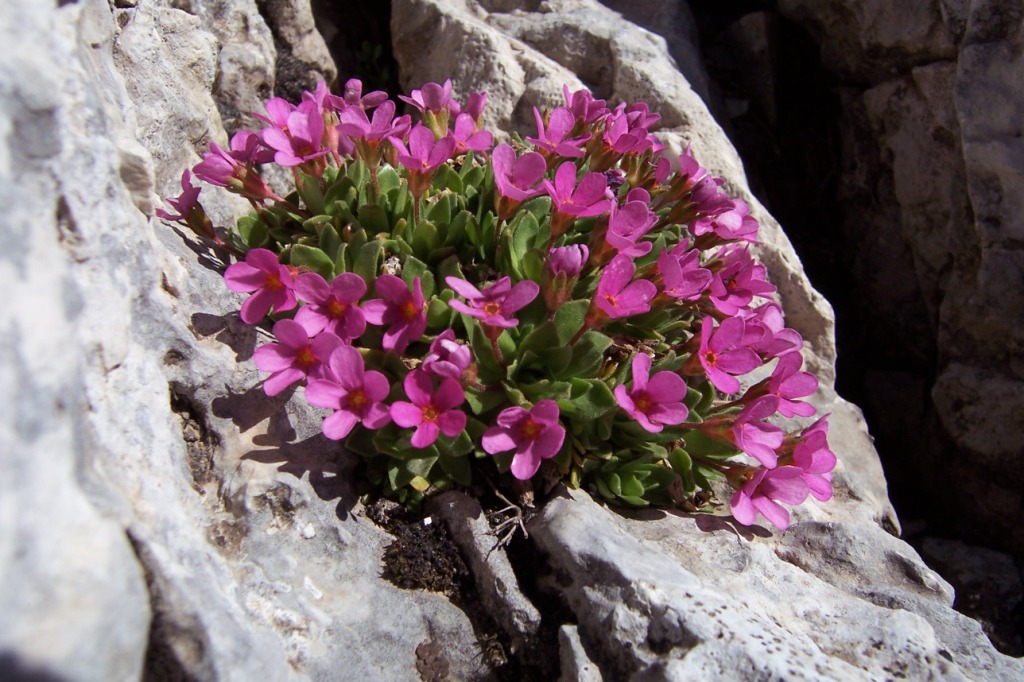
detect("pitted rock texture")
[765,0,1024,553]
[2,0,1021,679]
[530,488,1024,681]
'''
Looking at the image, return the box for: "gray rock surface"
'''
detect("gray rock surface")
[771,0,1024,554]
[1,0,1020,679]
[531,488,1022,681]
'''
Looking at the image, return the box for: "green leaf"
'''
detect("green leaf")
[318,224,342,261]
[426,195,452,226]
[559,331,612,380]
[290,244,334,279]
[358,204,390,234]
[377,165,401,195]
[683,430,739,459]
[237,215,268,248]
[464,386,505,415]
[426,296,454,331]
[298,172,325,215]
[437,451,472,486]
[432,163,463,194]
[553,299,590,345]
[560,378,616,420]
[352,239,385,286]
[411,219,441,257]
[402,256,435,299]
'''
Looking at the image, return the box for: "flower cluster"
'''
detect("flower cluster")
[159,77,836,529]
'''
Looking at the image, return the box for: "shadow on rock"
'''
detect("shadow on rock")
[190,312,258,362]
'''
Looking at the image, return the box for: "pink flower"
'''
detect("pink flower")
[451,113,493,154]
[156,170,202,222]
[390,124,456,172]
[342,78,388,110]
[362,275,427,355]
[563,86,609,125]
[694,317,761,394]
[446,276,539,329]
[390,370,467,448]
[253,319,344,396]
[707,246,776,316]
[614,354,689,432]
[422,330,473,379]
[482,400,566,480]
[399,79,455,115]
[739,303,804,358]
[526,107,589,158]
[606,199,657,258]
[547,244,589,277]
[339,100,410,143]
[731,396,784,468]
[594,254,657,319]
[543,161,613,221]
[492,144,546,203]
[657,245,712,301]
[293,272,367,340]
[792,416,837,502]
[224,248,298,324]
[544,245,589,311]
[305,345,391,439]
[460,91,488,125]
[691,200,759,243]
[259,100,329,167]
[730,466,809,530]
[389,124,457,196]
[767,353,818,418]
[192,131,275,199]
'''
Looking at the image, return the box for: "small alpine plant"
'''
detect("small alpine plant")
[159,78,836,530]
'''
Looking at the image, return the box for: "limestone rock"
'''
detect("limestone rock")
[772,0,1024,553]
[530,488,1024,680]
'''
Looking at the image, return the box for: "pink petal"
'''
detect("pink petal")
[403,370,434,406]
[326,346,364,390]
[510,450,542,480]
[239,289,275,324]
[730,489,757,526]
[375,275,410,303]
[762,468,810,505]
[482,426,516,454]
[439,410,467,437]
[304,379,345,409]
[390,402,423,428]
[411,422,440,448]
[752,496,790,530]
[294,272,330,304]
[716,348,761,375]
[433,378,465,410]
[646,371,686,403]
[272,319,310,350]
[630,354,652,392]
[253,343,296,372]
[710,317,746,351]
[263,368,304,396]
[363,370,391,402]
[363,404,392,430]
[331,273,368,302]
[445,276,483,301]
[530,400,560,426]
[500,280,540,314]
[224,262,267,292]
[322,410,359,440]
[647,403,689,426]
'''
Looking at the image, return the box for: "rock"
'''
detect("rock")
[428,491,542,652]
[919,537,1024,656]
[773,0,959,82]
[2,1,487,680]
[530,488,1024,680]
[769,0,1024,554]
